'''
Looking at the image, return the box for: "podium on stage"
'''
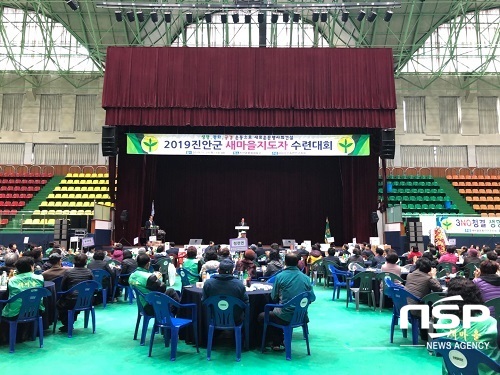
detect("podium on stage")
[235,225,249,236]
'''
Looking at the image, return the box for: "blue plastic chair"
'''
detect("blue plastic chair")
[203,295,250,362]
[91,269,111,308]
[260,291,314,360]
[375,272,404,311]
[145,292,199,361]
[53,280,101,338]
[266,270,283,284]
[0,287,51,353]
[388,286,421,345]
[61,261,74,267]
[328,264,353,301]
[433,338,500,375]
[113,272,135,304]
[176,267,199,287]
[131,286,154,346]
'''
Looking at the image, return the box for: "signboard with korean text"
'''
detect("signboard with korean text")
[436,215,500,235]
[127,133,370,156]
[230,238,248,252]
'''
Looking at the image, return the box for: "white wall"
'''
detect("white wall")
[0,73,498,167]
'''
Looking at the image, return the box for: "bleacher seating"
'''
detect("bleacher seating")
[379,175,459,216]
[31,173,114,220]
[447,174,500,217]
[0,172,53,226]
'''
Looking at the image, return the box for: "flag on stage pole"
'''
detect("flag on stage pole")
[151,200,155,217]
[324,217,331,243]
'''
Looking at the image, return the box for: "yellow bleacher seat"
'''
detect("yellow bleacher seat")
[76,201,83,207]
[63,210,71,215]
[77,210,85,214]
[84,173,91,178]
[55,210,63,215]
[69,210,78,215]
[91,173,98,178]
[66,173,73,177]
[68,194,76,199]
[104,173,109,178]
[23,219,33,225]
[46,219,55,225]
[54,186,61,191]
[53,201,62,207]
[47,201,55,207]
[82,194,89,199]
[97,173,104,178]
[84,202,92,207]
[68,186,75,191]
[84,210,92,215]
[33,210,41,215]
[48,193,55,199]
[33,219,42,225]
[100,186,107,191]
[78,173,85,178]
[41,210,48,215]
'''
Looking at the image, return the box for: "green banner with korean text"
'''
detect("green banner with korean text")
[127,134,370,156]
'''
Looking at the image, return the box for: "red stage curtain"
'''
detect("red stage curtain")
[102,47,396,129]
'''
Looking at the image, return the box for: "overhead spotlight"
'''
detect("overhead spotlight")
[150,11,158,23]
[221,13,228,24]
[367,11,377,22]
[164,12,171,23]
[186,12,193,23]
[232,13,239,23]
[357,10,366,21]
[384,10,393,22]
[115,11,123,22]
[258,12,264,23]
[341,10,349,22]
[126,10,135,22]
[244,14,251,24]
[137,11,145,23]
[205,13,212,23]
[293,13,300,22]
[312,12,319,23]
[271,13,278,24]
[283,12,290,23]
[65,0,79,11]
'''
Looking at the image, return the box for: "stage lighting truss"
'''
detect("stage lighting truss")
[98,2,401,25]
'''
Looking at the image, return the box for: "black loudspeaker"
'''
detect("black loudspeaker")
[120,210,129,222]
[102,126,117,156]
[381,129,395,159]
[371,212,379,223]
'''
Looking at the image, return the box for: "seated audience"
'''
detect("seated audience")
[347,248,365,267]
[438,246,459,272]
[129,253,180,316]
[57,254,94,332]
[202,259,248,323]
[182,246,200,284]
[371,248,386,268]
[111,243,124,262]
[307,245,323,266]
[264,249,283,277]
[473,260,500,313]
[236,249,257,279]
[407,245,422,264]
[199,249,220,276]
[87,250,115,292]
[323,247,341,267]
[119,250,138,285]
[42,253,69,281]
[258,253,315,351]
[1,257,45,319]
[436,278,499,374]
[218,247,231,261]
[405,257,442,305]
[0,253,18,276]
[381,251,401,276]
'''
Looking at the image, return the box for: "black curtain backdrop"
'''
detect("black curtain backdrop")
[114,127,379,245]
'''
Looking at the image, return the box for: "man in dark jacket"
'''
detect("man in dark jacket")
[202,259,249,322]
[57,253,94,332]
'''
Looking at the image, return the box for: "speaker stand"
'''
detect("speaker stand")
[118,223,131,246]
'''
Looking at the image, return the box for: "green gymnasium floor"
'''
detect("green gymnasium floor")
[0,278,442,374]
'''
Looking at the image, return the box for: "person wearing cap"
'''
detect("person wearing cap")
[202,259,249,322]
[235,249,257,279]
[42,253,69,281]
